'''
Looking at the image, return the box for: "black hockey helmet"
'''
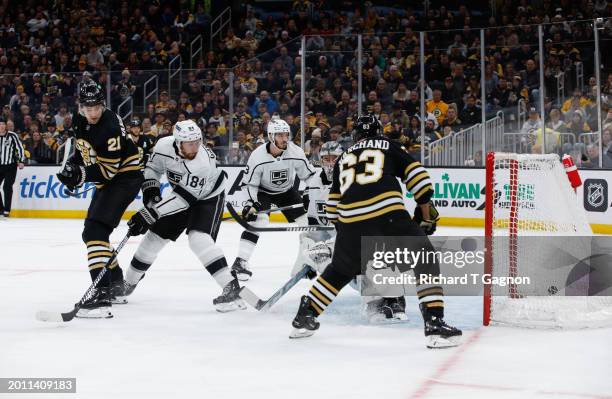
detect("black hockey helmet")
[78,80,105,107]
[130,117,142,127]
[352,114,381,142]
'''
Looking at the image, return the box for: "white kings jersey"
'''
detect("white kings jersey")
[305,169,332,225]
[145,136,226,217]
[242,142,315,201]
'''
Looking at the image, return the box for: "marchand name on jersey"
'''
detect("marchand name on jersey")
[346,139,390,153]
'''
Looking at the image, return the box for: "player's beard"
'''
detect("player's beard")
[182,151,197,160]
[274,139,287,151]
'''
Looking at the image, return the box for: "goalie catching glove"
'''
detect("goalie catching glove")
[413,201,440,235]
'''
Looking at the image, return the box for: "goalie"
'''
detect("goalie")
[291,141,409,323]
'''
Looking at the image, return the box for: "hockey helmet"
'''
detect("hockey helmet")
[352,114,381,142]
[78,80,105,107]
[173,119,202,143]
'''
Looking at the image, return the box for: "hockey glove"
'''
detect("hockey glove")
[57,162,86,191]
[242,200,263,222]
[413,201,440,235]
[128,206,159,236]
[142,179,162,207]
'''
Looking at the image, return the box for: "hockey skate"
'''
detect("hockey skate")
[213,278,247,312]
[110,279,128,304]
[420,304,462,348]
[289,296,320,339]
[365,297,408,323]
[75,286,113,319]
[231,258,252,281]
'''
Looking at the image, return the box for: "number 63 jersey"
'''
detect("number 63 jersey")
[145,136,226,218]
[325,136,434,224]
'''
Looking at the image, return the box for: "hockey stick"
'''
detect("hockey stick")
[58,137,89,197]
[60,137,73,169]
[64,185,96,197]
[226,203,334,232]
[239,265,314,311]
[35,232,131,323]
[221,203,304,221]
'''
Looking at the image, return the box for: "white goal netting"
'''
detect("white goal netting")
[485,153,612,328]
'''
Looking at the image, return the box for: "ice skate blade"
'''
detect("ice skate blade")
[289,328,315,339]
[426,334,461,349]
[215,299,247,313]
[76,307,113,319]
[112,297,128,304]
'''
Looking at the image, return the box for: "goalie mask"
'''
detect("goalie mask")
[320,141,343,180]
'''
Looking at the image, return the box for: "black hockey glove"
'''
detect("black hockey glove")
[141,179,162,208]
[128,206,159,236]
[413,201,440,235]
[57,162,85,191]
[242,199,263,222]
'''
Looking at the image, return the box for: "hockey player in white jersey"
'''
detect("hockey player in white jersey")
[125,119,245,312]
[291,141,408,322]
[232,117,316,281]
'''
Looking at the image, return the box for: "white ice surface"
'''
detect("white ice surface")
[1,219,611,399]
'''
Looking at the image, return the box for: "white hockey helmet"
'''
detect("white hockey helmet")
[173,119,202,143]
[267,117,291,143]
[320,141,343,180]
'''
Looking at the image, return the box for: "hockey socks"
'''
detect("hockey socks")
[416,285,445,319]
[86,240,115,283]
[237,230,259,261]
[306,267,350,315]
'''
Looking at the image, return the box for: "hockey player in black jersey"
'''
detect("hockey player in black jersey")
[128,117,155,166]
[56,80,143,318]
[289,114,462,348]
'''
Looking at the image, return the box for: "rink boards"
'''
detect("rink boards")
[8,165,612,234]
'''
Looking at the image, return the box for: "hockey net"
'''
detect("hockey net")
[483,152,612,328]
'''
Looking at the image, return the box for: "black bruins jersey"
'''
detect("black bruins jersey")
[130,134,156,167]
[72,109,142,186]
[326,136,433,224]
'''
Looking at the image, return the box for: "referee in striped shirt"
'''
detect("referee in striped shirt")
[0,118,25,218]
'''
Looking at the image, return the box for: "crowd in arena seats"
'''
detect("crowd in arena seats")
[0,1,609,167]
[0,1,211,164]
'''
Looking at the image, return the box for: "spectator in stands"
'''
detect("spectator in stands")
[521,108,543,135]
[25,130,54,164]
[521,59,540,104]
[460,95,482,126]
[426,89,448,125]
[251,91,278,118]
[155,90,171,114]
[150,113,166,137]
[582,144,600,169]
[304,128,323,162]
[442,105,462,130]
[547,108,566,132]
